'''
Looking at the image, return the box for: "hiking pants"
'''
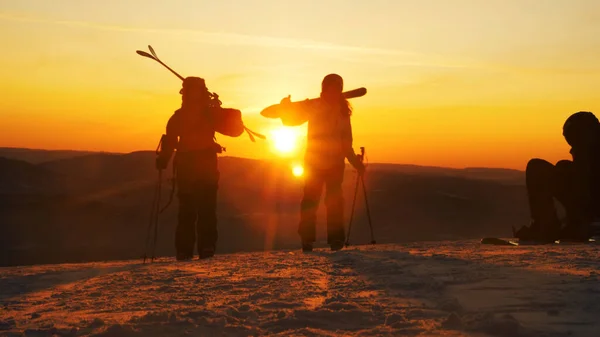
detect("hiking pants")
[299,164,345,244]
[526,158,587,238]
[175,180,218,257]
[174,152,219,257]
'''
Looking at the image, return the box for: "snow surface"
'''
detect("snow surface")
[1,240,599,336]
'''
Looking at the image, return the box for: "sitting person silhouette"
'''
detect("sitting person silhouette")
[515,111,600,242]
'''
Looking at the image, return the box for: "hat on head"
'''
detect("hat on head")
[321,73,343,92]
[563,111,599,146]
[180,76,208,94]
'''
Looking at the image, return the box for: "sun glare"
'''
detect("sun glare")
[270,127,300,156]
[292,165,304,177]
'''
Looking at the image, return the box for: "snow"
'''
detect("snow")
[1,240,599,336]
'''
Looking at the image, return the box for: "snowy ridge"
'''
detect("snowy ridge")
[1,241,599,336]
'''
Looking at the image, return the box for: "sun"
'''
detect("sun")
[292,164,304,177]
[269,126,300,156]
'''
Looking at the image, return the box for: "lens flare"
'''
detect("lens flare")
[292,165,304,177]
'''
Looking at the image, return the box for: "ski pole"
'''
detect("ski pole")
[345,147,366,247]
[150,170,162,262]
[345,170,361,247]
[143,136,166,264]
[359,147,376,245]
[361,175,376,245]
[143,169,162,263]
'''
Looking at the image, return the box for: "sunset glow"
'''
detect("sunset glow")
[269,126,301,156]
[1,1,600,169]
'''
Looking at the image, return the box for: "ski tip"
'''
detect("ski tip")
[148,45,158,58]
[136,50,155,59]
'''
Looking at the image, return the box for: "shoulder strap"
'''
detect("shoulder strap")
[244,126,266,142]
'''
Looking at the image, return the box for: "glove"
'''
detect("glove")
[348,154,366,175]
[155,156,169,170]
[280,95,292,105]
[353,161,366,176]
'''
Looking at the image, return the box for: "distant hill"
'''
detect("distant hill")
[0,147,116,164]
[0,157,67,195]
[366,163,524,184]
[0,148,528,267]
[38,151,159,195]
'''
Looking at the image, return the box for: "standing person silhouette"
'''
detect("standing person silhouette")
[156,77,244,260]
[280,74,365,252]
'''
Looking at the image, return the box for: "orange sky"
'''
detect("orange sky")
[1,0,600,170]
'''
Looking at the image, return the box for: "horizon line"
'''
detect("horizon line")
[0,145,524,172]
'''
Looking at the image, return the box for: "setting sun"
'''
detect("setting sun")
[269,126,301,156]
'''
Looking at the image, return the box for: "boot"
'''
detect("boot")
[560,220,592,242]
[592,220,600,237]
[199,246,215,259]
[301,241,313,253]
[330,240,344,251]
[176,252,193,261]
[513,220,559,243]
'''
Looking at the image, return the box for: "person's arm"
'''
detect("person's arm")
[279,96,318,126]
[341,116,364,173]
[156,114,178,169]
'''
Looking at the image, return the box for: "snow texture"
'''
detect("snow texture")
[1,240,599,336]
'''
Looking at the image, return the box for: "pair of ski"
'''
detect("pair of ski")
[481,237,597,246]
[136,45,266,142]
[482,224,600,246]
[136,45,368,122]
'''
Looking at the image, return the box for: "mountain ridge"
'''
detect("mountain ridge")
[0,147,528,267]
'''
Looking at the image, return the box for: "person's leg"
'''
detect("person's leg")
[555,160,591,240]
[174,155,199,260]
[175,189,197,260]
[519,158,561,240]
[298,167,324,251]
[195,179,219,259]
[325,165,345,250]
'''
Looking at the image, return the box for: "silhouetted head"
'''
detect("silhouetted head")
[180,76,210,108]
[563,111,600,148]
[321,74,343,102]
[320,74,352,116]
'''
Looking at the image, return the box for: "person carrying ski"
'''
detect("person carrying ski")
[155,76,244,260]
[515,111,600,242]
[279,74,365,252]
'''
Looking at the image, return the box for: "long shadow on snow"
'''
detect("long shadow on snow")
[0,263,142,302]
